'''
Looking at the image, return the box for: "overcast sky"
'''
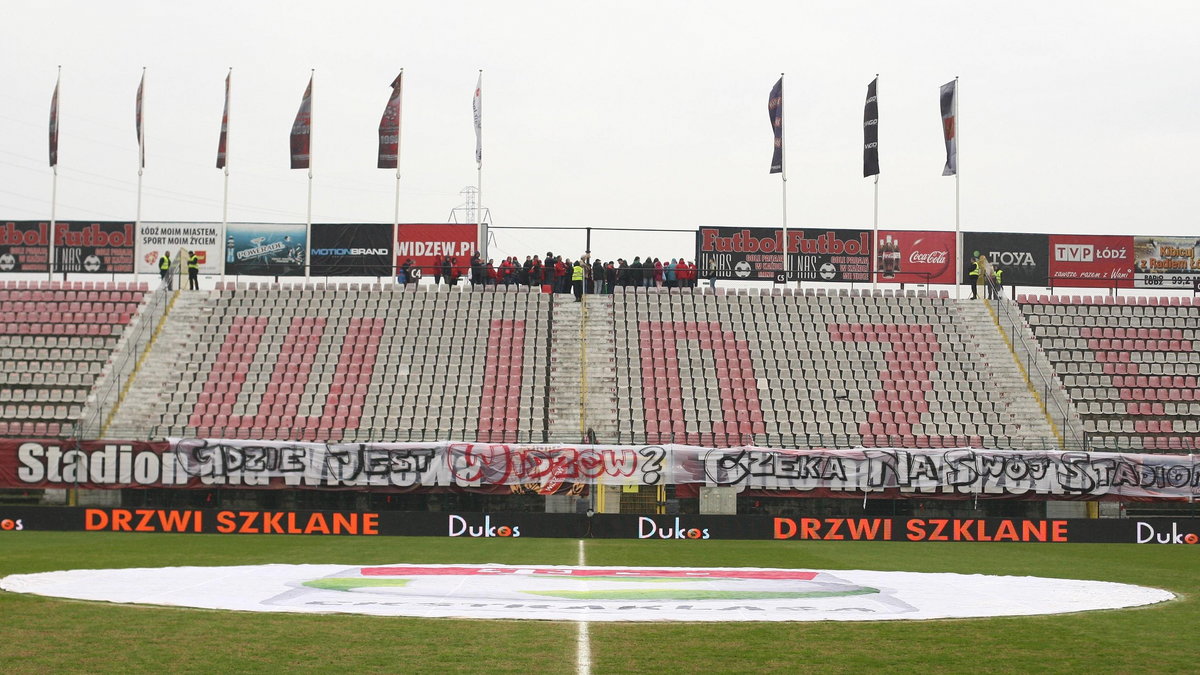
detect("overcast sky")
[1,1,1196,263]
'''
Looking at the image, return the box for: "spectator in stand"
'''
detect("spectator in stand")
[442,256,457,286]
[432,255,443,285]
[470,252,484,285]
[653,258,664,286]
[682,259,696,287]
[707,263,717,289]
[554,256,567,293]
[396,260,408,285]
[605,261,617,293]
[591,258,604,294]
[630,257,643,288]
[664,258,676,287]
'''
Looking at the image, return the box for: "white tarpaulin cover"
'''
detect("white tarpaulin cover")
[0,564,1174,622]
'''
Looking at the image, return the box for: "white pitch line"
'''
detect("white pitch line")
[576,539,592,675]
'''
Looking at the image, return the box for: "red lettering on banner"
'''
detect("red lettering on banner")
[187,316,383,441]
[638,321,764,445]
[477,320,526,444]
[773,517,797,539]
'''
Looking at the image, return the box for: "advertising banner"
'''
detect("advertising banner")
[53,222,136,273]
[310,223,393,277]
[2,507,1197,544]
[137,223,223,275]
[0,221,51,273]
[695,227,872,283]
[224,223,306,276]
[962,232,1049,286]
[394,223,478,276]
[1134,235,1200,289]
[4,439,1198,502]
[876,230,955,284]
[1047,234,1134,288]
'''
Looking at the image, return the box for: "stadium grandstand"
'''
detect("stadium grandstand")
[1,249,1198,519]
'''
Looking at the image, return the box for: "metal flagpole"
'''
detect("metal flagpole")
[394,69,404,233]
[221,68,231,285]
[306,69,314,281]
[476,70,484,263]
[954,75,961,301]
[49,66,60,282]
[779,72,789,286]
[871,75,879,293]
[136,67,145,285]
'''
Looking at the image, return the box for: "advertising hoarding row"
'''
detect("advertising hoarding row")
[2,221,481,277]
[1,506,1196,544]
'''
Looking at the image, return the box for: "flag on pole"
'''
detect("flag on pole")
[940,79,957,176]
[863,77,879,177]
[135,70,145,168]
[768,77,783,174]
[473,72,482,166]
[378,72,403,169]
[217,70,231,169]
[290,74,313,169]
[49,74,60,168]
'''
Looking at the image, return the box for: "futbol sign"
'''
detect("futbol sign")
[695,227,872,282]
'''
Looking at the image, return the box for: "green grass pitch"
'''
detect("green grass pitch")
[0,533,1195,674]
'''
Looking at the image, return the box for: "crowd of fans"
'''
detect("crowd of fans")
[396,252,711,293]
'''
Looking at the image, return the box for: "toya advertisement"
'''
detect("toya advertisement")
[394,223,478,276]
[0,221,51,273]
[1047,234,1134,288]
[1134,235,1200,290]
[137,223,224,275]
[695,227,871,282]
[224,223,306,276]
[962,232,1049,286]
[876,230,956,284]
[311,224,393,277]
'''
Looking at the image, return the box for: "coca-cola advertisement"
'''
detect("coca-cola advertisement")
[0,221,51,273]
[695,227,871,282]
[876,230,955,285]
[1048,234,1134,289]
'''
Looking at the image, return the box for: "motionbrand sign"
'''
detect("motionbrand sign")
[1134,521,1200,545]
[695,227,872,282]
[310,223,393,277]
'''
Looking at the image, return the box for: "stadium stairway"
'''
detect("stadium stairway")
[953,299,1059,448]
[547,294,619,442]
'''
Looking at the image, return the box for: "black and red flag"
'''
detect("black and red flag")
[378,71,403,169]
[290,73,313,169]
[216,69,230,169]
[135,69,145,168]
[768,77,783,174]
[49,71,60,167]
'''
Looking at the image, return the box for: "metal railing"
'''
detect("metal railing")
[74,255,182,440]
[981,275,1086,450]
